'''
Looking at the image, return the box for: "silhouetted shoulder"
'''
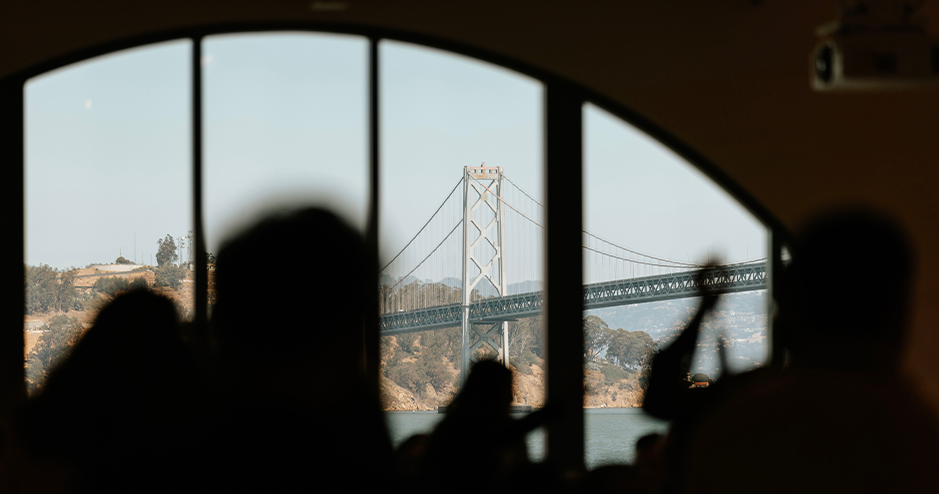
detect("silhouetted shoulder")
[683,369,939,494]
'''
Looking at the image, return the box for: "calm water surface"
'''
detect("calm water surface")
[385,408,669,470]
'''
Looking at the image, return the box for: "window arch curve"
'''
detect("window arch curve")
[4,23,789,471]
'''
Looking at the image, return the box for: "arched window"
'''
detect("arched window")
[8,26,785,471]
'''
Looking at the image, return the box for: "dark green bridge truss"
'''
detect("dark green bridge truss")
[380,261,767,335]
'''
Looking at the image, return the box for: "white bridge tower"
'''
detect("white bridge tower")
[460,164,510,385]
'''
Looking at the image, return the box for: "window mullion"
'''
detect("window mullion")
[365,36,381,394]
[0,78,26,416]
[192,38,208,336]
[544,79,585,474]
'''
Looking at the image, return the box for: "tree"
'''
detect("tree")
[115,256,133,265]
[93,276,130,296]
[92,276,148,296]
[509,315,545,360]
[25,264,79,315]
[155,264,185,289]
[627,331,657,370]
[606,327,657,370]
[583,315,613,362]
[26,314,83,392]
[25,264,56,314]
[156,234,177,267]
[129,277,149,291]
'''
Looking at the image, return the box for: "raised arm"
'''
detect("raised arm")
[642,268,720,421]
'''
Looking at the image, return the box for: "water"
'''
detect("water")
[385,408,669,470]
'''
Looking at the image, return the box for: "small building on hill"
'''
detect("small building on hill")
[93,264,144,273]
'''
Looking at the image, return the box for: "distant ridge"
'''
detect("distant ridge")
[379,274,543,297]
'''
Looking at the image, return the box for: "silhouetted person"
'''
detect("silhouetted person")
[777,209,913,373]
[206,207,392,491]
[420,360,549,493]
[392,433,429,489]
[14,289,202,493]
[641,265,731,493]
[580,464,645,493]
[634,433,665,492]
[680,209,939,493]
[642,268,721,423]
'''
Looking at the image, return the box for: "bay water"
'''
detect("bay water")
[385,408,669,470]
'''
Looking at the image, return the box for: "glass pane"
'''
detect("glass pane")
[203,32,369,259]
[582,103,769,467]
[25,40,192,393]
[379,41,545,459]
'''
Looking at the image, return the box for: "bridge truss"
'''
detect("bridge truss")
[379,165,768,385]
[380,260,767,335]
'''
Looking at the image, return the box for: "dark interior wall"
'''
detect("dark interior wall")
[4,0,939,410]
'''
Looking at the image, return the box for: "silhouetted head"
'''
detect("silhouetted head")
[38,288,186,403]
[449,359,513,416]
[636,433,663,457]
[392,433,429,486]
[781,208,914,371]
[635,432,666,487]
[212,207,373,378]
[581,465,643,493]
[19,289,196,490]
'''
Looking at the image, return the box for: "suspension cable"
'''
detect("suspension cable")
[469,175,545,229]
[503,173,544,208]
[380,177,464,273]
[504,173,766,268]
[582,230,702,267]
[506,173,697,267]
[387,219,463,292]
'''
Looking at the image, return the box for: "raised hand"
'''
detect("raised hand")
[643,263,726,420]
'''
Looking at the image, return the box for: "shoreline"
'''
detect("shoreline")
[383,405,645,413]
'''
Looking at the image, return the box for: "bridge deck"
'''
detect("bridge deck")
[380,262,767,335]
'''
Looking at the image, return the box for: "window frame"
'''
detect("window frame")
[0,23,791,473]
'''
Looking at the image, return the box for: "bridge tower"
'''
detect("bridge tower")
[461,164,510,385]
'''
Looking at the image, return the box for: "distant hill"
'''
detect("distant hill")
[377,274,769,378]
[588,291,771,376]
[379,274,542,297]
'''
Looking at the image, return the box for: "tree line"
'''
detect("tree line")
[25,265,81,315]
[378,281,656,373]
[584,314,658,371]
[26,314,83,392]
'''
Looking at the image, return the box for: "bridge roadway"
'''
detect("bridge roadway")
[380,261,767,335]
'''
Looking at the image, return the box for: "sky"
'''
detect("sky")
[24,33,766,277]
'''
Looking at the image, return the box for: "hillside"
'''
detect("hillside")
[588,291,770,376]
[378,330,647,411]
[379,291,770,411]
[23,266,200,391]
[24,265,766,402]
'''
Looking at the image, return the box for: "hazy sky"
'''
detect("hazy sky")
[25,33,765,274]
[26,40,191,269]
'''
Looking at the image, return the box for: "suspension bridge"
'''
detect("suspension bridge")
[379,165,767,381]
